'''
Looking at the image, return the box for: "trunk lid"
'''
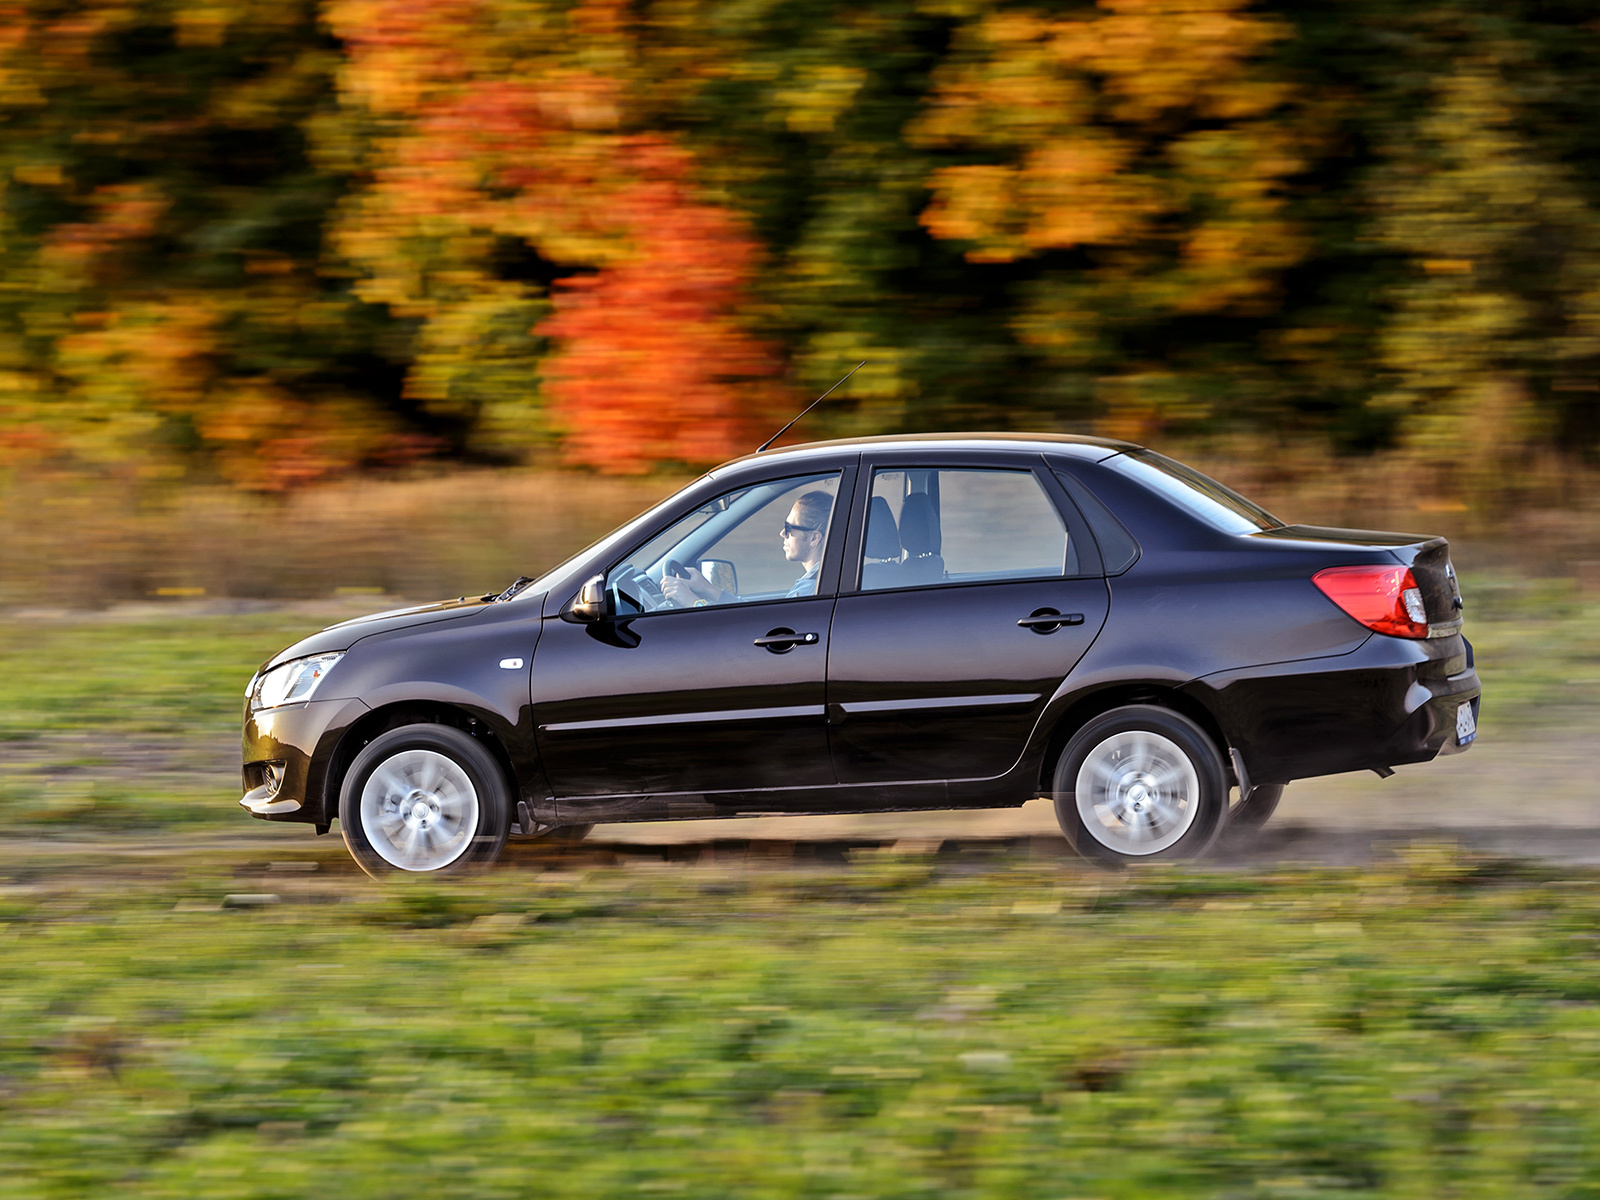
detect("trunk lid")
[1400,536,1465,637]
[1252,524,1464,636]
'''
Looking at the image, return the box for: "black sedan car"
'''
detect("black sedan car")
[240,434,1480,875]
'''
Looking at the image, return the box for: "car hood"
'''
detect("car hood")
[261,596,493,670]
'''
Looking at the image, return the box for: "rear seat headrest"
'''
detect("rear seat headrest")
[864,495,901,559]
[898,492,941,557]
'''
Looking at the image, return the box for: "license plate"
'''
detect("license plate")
[1456,701,1477,746]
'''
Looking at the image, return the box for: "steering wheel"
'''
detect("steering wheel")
[621,565,665,611]
[656,558,699,608]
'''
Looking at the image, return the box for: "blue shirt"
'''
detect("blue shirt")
[785,562,820,598]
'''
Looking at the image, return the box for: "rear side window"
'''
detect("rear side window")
[859,468,1071,590]
[1104,450,1282,534]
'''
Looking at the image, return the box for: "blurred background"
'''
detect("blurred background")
[10,6,1600,1191]
[3,0,1600,604]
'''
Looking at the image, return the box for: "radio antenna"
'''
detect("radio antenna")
[756,361,867,453]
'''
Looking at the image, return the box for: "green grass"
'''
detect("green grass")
[1,578,1597,1195]
[0,612,318,832]
[6,854,1600,1197]
[1453,573,1600,729]
[0,571,1593,833]
[0,613,313,740]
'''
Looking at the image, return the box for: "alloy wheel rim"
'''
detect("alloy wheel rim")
[360,749,480,871]
[1075,730,1200,856]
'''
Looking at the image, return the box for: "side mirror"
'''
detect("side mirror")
[700,559,738,598]
[570,574,610,623]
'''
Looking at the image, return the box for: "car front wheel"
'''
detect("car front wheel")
[1052,705,1228,865]
[339,724,511,878]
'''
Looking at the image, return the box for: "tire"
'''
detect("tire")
[1229,782,1284,830]
[1051,705,1229,866]
[339,724,511,878]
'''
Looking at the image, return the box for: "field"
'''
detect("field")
[4,567,1600,1196]
[12,846,1600,1196]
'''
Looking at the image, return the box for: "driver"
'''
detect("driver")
[662,491,832,606]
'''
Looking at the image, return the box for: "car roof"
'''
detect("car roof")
[712,432,1138,477]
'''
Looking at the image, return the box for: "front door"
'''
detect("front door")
[827,462,1110,785]
[532,468,847,801]
[532,598,837,797]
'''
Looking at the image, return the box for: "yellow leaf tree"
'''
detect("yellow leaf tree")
[912,0,1310,442]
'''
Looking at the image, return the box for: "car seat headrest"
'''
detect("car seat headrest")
[898,492,941,557]
[864,496,902,559]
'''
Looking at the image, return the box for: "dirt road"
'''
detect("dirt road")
[574,725,1599,865]
[5,723,1594,871]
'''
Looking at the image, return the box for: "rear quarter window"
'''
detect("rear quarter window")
[1053,470,1140,574]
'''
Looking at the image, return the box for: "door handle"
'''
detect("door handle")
[754,628,820,653]
[1017,609,1084,633]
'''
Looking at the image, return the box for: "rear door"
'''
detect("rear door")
[826,454,1110,786]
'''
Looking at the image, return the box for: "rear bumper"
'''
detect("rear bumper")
[1184,632,1481,785]
[240,697,369,824]
[1432,635,1480,757]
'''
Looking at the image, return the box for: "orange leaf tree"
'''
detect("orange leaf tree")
[326,0,785,472]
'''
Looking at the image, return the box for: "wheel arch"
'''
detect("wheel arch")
[322,701,521,824]
[1034,683,1232,794]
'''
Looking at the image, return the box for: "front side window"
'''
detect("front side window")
[858,468,1071,591]
[605,472,842,615]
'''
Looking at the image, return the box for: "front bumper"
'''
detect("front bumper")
[241,696,369,824]
[240,759,295,816]
[1185,631,1481,785]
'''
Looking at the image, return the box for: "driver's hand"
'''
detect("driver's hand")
[661,568,709,606]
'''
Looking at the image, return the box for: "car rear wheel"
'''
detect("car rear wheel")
[1229,782,1284,830]
[1052,705,1228,865]
[339,725,510,878]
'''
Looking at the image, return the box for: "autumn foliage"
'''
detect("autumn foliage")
[534,154,782,472]
[0,0,1598,485]
[912,0,1308,443]
[328,0,781,472]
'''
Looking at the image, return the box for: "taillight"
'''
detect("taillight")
[1313,565,1428,638]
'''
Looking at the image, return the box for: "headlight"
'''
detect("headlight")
[252,653,344,710]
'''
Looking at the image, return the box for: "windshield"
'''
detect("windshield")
[504,476,713,602]
[1105,450,1282,534]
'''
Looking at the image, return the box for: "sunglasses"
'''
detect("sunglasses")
[781,521,821,537]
